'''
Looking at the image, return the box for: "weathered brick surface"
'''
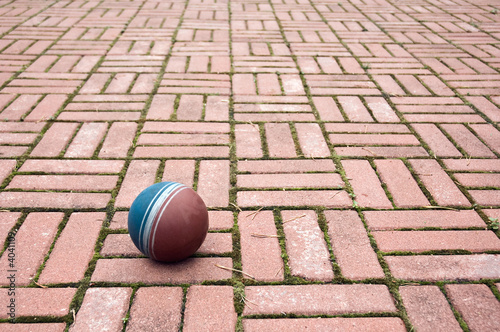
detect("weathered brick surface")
[2,0,500,329]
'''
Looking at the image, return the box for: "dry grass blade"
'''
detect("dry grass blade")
[246,207,263,220]
[283,214,306,224]
[230,203,242,212]
[0,210,11,212]
[214,264,255,280]
[242,296,259,308]
[251,233,281,238]
[422,206,460,211]
[275,266,283,277]
[362,147,377,156]
[33,281,47,288]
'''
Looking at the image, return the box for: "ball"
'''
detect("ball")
[128,182,209,262]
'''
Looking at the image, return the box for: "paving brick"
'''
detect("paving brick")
[238,159,336,174]
[325,210,385,280]
[441,123,496,158]
[364,210,486,230]
[0,324,66,332]
[243,318,405,331]
[115,160,160,208]
[18,159,125,174]
[470,124,500,155]
[237,173,343,189]
[282,210,334,281]
[386,254,500,281]
[39,212,104,284]
[443,159,500,172]
[265,123,297,158]
[400,285,462,332]
[338,96,374,122]
[412,123,462,157]
[91,257,232,284]
[64,122,108,158]
[197,160,229,207]
[162,160,195,188]
[445,284,500,332]
[24,94,67,122]
[0,212,62,286]
[342,160,392,209]
[7,175,118,191]
[70,288,132,332]
[238,190,351,208]
[126,287,183,332]
[409,159,470,207]
[469,190,500,207]
[0,212,20,247]
[30,122,78,157]
[295,123,330,158]
[235,124,263,159]
[98,122,136,158]
[0,288,76,319]
[243,284,397,316]
[312,96,345,121]
[454,173,500,188]
[147,95,175,120]
[238,211,284,282]
[373,230,500,253]
[183,286,237,332]
[0,160,16,184]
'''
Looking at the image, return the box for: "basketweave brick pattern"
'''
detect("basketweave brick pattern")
[1,0,500,330]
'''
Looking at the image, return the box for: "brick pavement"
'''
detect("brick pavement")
[0,0,499,330]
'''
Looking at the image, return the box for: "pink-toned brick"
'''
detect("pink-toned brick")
[31,122,78,157]
[470,123,500,155]
[243,318,406,331]
[183,286,237,332]
[237,173,343,189]
[0,212,20,246]
[0,212,62,286]
[469,190,500,206]
[0,323,65,332]
[257,73,281,95]
[282,210,334,281]
[243,284,397,316]
[386,254,500,281]
[208,211,233,230]
[373,75,405,95]
[235,124,263,158]
[410,159,470,207]
[147,95,175,120]
[0,94,40,120]
[238,211,284,281]
[325,210,385,280]
[365,97,400,122]
[396,75,431,95]
[412,123,462,157]
[373,230,500,253]
[19,159,125,174]
[205,95,229,121]
[312,96,344,121]
[64,122,108,158]
[441,123,496,158]
[0,191,108,209]
[375,159,429,207]
[134,146,229,158]
[91,257,232,284]
[364,210,486,230]
[465,96,500,122]
[0,160,16,184]
[99,122,137,158]
[80,73,110,93]
[238,190,351,208]
[265,123,297,158]
[0,288,76,319]
[7,175,118,191]
[197,160,229,207]
[233,74,256,95]
[445,284,500,332]
[338,96,373,122]
[295,123,330,158]
[127,287,183,332]
[162,160,195,187]
[454,173,500,187]
[443,159,500,172]
[70,288,132,332]
[342,160,392,208]
[39,212,104,284]
[115,160,160,208]
[177,94,203,120]
[24,94,67,122]
[400,286,462,332]
[281,74,305,95]
[238,159,336,174]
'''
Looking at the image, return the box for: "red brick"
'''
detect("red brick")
[470,124,500,155]
[330,133,419,146]
[91,257,232,284]
[396,75,431,95]
[147,95,175,120]
[410,159,470,207]
[177,94,204,120]
[0,324,66,332]
[0,160,16,184]
[99,122,137,158]
[30,122,78,157]
[0,191,111,209]
[419,75,454,96]
[386,254,500,281]
[24,94,67,122]
[365,97,400,122]
[183,286,237,332]
[373,75,405,95]
[233,74,256,95]
[445,284,500,332]
[238,211,284,281]
[375,159,429,207]
[127,287,183,332]
[144,123,228,135]
[265,123,297,158]
[281,74,305,95]
[412,124,462,157]
[19,159,125,174]
[0,212,62,286]
[8,175,118,191]
[134,146,229,158]
[64,122,108,158]
[243,284,397,316]
[338,96,373,122]
[441,123,496,158]
[364,210,486,230]
[208,211,233,230]
[197,160,229,207]
[0,288,76,319]
[469,190,500,206]
[400,286,462,332]
[58,111,141,121]
[238,173,343,189]
[235,124,263,158]
[455,173,500,187]
[0,212,20,246]
[162,160,195,187]
[312,96,344,121]
[325,210,385,280]
[238,159,336,174]
[70,288,132,332]
[342,160,392,208]
[0,94,40,120]
[257,73,281,95]
[465,96,500,122]
[373,230,500,253]
[282,210,334,281]
[115,160,160,208]
[243,318,406,331]
[295,123,330,158]
[205,95,229,121]
[39,212,104,284]
[80,73,110,93]
[238,190,351,208]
